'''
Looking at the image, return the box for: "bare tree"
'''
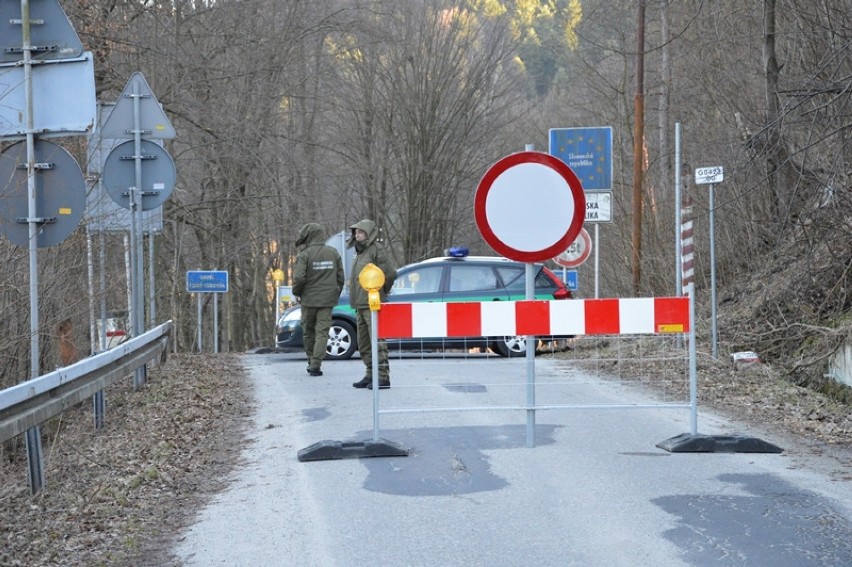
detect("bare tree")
[2,0,843,361]
[324,0,529,263]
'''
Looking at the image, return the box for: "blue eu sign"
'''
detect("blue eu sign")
[187,270,229,293]
[549,127,613,191]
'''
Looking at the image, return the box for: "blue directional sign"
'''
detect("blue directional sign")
[565,270,578,291]
[187,271,229,293]
[549,127,613,191]
[556,269,578,291]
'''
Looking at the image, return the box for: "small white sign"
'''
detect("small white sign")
[584,191,612,223]
[695,166,724,185]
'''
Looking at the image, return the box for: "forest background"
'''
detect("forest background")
[1,0,850,399]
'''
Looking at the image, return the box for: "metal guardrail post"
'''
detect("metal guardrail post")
[25,426,44,495]
[93,390,105,429]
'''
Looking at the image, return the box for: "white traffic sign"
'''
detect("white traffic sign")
[695,166,724,185]
[475,151,585,263]
[585,191,612,223]
[554,228,592,269]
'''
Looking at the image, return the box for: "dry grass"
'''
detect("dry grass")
[0,354,253,567]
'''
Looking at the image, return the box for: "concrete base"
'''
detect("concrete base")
[297,438,409,462]
[657,432,783,453]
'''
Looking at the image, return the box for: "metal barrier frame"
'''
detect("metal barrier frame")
[370,288,696,447]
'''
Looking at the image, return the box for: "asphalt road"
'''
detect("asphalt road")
[175,352,852,567]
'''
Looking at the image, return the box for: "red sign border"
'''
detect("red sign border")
[474,151,585,263]
[553,227,592,269]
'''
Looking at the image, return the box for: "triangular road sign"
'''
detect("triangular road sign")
[99,72,176,140]
[0,0,83,64]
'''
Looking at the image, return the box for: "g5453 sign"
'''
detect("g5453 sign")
[695,166,724,185]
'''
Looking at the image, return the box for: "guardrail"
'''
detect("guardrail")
[0,321,172,493]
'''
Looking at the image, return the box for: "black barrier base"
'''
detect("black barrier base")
[657,432,783,453]
[297,438,409,462]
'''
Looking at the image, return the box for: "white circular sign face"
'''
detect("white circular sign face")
[485,162,576,252]
[475,152,585,262]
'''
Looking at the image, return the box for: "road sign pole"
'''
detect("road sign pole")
[128,187,143,386]
[694,166,723,359]
[594,224,600,298]
[131,80,148,387]
[22,2,38,381]
[149,231,156,325]
[523,143,537,449]
[525,262,536,448]
[213,293,219,353]
[674,123,683,298]
[709,182,718,359]
[21,0,46,495]
[197,293,203,353]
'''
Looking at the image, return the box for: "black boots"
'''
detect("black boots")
[352,377,390,389]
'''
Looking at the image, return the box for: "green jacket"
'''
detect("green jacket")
[347,219,397,309]
[292,223,344,307]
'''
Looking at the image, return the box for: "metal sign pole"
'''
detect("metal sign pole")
[524,263,536,448]
[709,182,718,359]
[149,230,156,325]
[131,80,147,387]
[124,233,132,322]
[213,293,219,353]
[22,0,38,381]
[688,283,698,434]
[21,0,45,495]
[594,224,601,298]
[674,123,683,297]
[128,188,143,383]
[694,166,723,359]
[522,143,537,448]
[371,309,380,442]
[197,293,203,353]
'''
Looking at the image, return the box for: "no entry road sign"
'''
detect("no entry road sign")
[474,151,585,263]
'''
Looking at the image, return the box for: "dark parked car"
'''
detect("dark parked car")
[275,252,572,359]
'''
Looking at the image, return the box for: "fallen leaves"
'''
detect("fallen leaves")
[0,353,253,567]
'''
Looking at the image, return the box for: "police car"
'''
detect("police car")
[275,248,572,359]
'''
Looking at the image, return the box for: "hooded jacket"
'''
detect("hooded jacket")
[347,219,397,309]
[292,223,344,307]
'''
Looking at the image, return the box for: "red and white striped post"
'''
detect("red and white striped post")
[681,196,694,296]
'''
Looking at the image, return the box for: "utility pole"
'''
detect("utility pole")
[631,0,646,295]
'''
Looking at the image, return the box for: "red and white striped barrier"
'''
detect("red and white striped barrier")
[378,298,690,339]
